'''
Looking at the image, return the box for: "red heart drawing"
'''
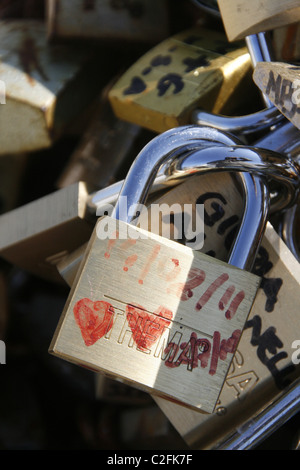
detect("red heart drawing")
[73,298,115,346]
[126,304,173,352]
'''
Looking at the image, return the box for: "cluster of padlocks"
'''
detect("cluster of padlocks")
[0,0,300,451]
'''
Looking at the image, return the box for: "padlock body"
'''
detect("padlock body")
[50,216,260,413]
[108,28,253,133]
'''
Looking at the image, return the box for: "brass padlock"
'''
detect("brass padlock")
[217,0,300,41]
[108,27,255,134]
[49,126,270,414]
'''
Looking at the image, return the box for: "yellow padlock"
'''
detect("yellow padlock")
[108,27,254,133]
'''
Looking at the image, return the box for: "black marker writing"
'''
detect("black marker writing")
[124,76,147,95]
[157,73,184,96]
[245,315,295,389]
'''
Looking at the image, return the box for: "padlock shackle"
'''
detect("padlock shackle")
[256,121,300,161]
[88,126,242,213]
[173,144,300,212]
[228,173,269,271]
[193,106,284,138]
[245,32,275,108]
[90,124,299,220]
[245,32,274,66]
[111,125,271,272]
[193,29,279,132]
[111,126,241,223]
[216,377,300,450]
[191,0,221,18]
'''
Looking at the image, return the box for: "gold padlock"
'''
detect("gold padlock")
[49,127,269,414]
[108,27,255,133]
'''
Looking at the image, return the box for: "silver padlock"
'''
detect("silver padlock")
[50,125,272,414]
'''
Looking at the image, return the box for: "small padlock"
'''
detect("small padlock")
[217,0,300,41]
[108,27,256,134]
[108,22,288,143]
[49,126,271,414]
[215,0,300,131]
